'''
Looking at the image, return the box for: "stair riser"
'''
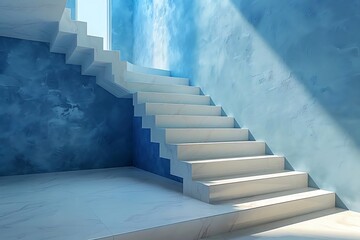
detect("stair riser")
[59,9,87,36]
[50,32,75,54]
[126,82,200,95]
[81,53,114,76]
[125,71,189,86]
[164,128,248,144]
[208,173,308,202]
[151,128,249,144]
[232,193,335,229]
[126,62,170,76]
[66,35,103,65]
[51,12,87,53]
[174,142,265,161]
[66,44,91,65]
[134,104,222,117]
[142,116,234,129]
[171,157,285,180]
[134,92,211,105]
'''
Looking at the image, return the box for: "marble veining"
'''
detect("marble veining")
[0,167,242,240]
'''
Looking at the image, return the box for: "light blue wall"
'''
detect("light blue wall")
[132,0,360,211]
[0,36,133,176]
[65,0,76,19]
[66,0,134,60]
[111,0,134,61]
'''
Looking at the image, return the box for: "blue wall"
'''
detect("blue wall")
[132,0,360,211]
[65,0,76,20]
[133,117,182,182]
[0,36,133,176]
[111,0,134,61]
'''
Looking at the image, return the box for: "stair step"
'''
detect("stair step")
[125,82,200,95]
[173,155,285,179]
[126,62,171,76]
[221,188,335,229]
[125,71,189,86]
[186,170,308,202]
[51,22,87,54]
[168,141,266,161]
[142,115,234,129]
[134,103,222,117]
[59,15,87,36]
[66,35,103,65]
[81,49,119,76]
[152,128,249,144]
[115,188,335,240]
[134,92,211,105]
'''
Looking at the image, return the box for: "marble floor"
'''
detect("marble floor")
[0,167,239,240]
[1,167,360,240]
[206,208,360,240]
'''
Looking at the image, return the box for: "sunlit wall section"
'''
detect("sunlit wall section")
[131,0,360,212]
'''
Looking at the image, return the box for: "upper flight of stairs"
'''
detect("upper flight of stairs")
[3,6,337,239]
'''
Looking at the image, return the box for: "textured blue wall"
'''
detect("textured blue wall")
[132,0,360,211]
[133,117,182,182]
[111,0,134,61]
[0,36,133,176]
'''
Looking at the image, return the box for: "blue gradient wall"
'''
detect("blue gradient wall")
[0,37,133,176]
[111,0,134,61]
[132,0,360,211]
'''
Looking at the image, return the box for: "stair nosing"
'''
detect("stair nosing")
[215,188,334,208]
[186,155,284,164]
[172,140,265,146]
[139,102,221,109]
[199,170,307,186]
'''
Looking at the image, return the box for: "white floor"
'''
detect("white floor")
[206,208,360,240]
[0,167,238,240]
[1,167,359,240]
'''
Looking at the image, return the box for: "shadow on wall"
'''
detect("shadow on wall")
[230,0,360,148]
[222,0,360,210]
[0,37,133,176]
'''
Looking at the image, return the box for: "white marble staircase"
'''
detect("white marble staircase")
[0,6,338,239]
[53,8,335,237]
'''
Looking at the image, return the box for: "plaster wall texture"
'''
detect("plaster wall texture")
[0,37,133,176]
[132,0,360,212]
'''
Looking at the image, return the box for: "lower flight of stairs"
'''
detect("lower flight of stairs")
[131,85,335,233]
[46,7,337,239]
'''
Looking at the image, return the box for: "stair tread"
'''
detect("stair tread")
[137,91,209,97]
[126,62,170,76]
[165,128,247,130]
[199,170,307,186]
[126,71,187,81]
[217,188,333,208]
[156,114,231,117]
[141,102,218,108]
[127,82,199,90]
[172,140,264,146]
[186,155,283,164]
